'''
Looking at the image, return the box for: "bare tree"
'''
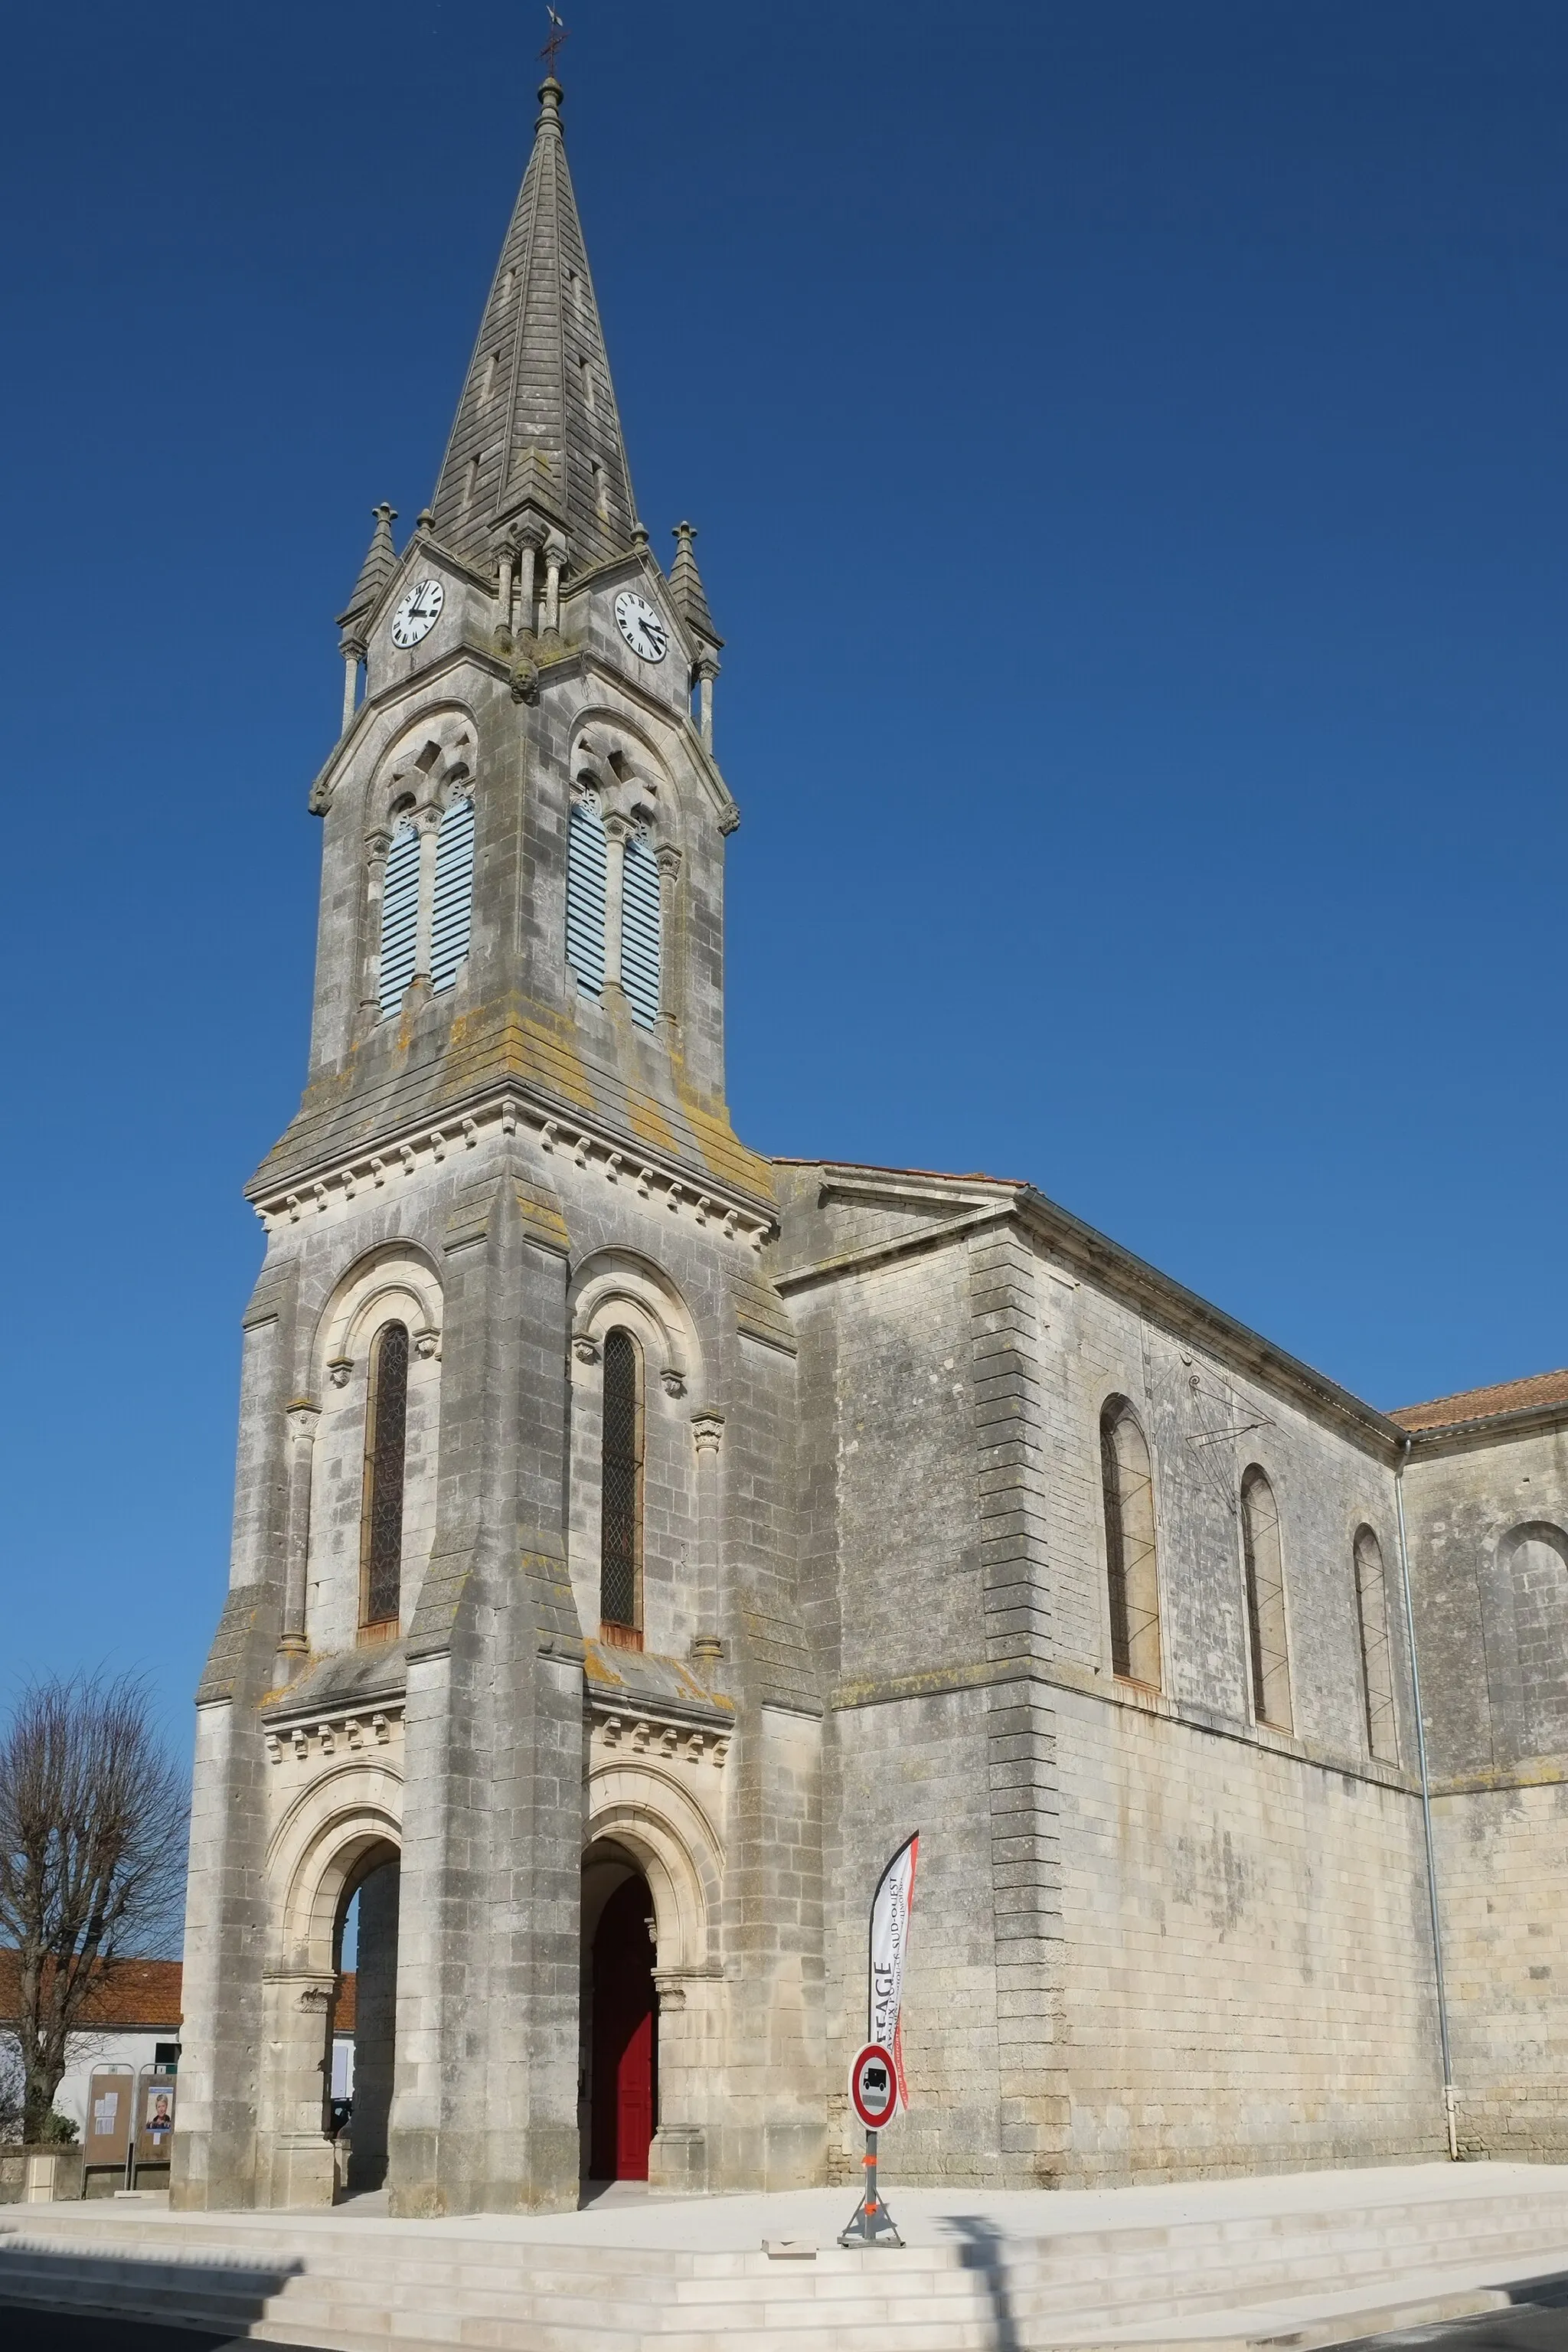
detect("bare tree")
[0,1675,188,2141]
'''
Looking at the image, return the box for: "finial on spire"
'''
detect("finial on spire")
[539,5,569,80]
[668,521,723,650]
[337,502,399,638]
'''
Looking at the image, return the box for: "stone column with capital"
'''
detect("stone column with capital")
[495,547,515,650]
[341,644,364,733]
[691,1410,726,1658]
[413,810,441,982]
[276,1400,321,1672]
[361,831,391,1024]
[695,652,719,753]
[602,814,629,1000]
[543,537,566,634]
[655,844,682,1024]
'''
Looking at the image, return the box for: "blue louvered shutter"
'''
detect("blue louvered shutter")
[566,797,607,994]
[430,795,475,992]
[620,834,662,1028]
[377,822,420,1019]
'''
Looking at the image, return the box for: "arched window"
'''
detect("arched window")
[377,821,420,1019]
[620,833,662,1028]
[599,1327,643,1643]
[567,794,608,995]
[1354,1525,1397,1762]
[1240,1465,1292,1731]
[1100,1398,1160,1687]
[430,794,475,992]
[361,1322,410,1631]
[1504,1521,1568,1759]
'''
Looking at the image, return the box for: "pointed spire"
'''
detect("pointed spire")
[427,78,640,574]
[338,503,398,641]
[668,521,722,649]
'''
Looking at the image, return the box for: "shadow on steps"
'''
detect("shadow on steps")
[0,2230,302,2338]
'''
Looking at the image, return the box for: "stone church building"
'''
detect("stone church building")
[173,77,1568,2215]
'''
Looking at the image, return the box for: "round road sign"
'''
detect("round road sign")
[849,2041,898,2130]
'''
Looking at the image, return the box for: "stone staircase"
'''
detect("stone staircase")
[5,2165,1568,2350]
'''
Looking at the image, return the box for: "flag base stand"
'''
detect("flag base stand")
[838,2129,903,2247]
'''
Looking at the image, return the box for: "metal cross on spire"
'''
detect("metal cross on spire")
[539,5,569,76]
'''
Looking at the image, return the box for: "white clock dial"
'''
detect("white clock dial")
[390,577,445,648]
[614,589,669,664]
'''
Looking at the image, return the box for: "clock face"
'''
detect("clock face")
[614,590,668,664]
[390,578,445,648]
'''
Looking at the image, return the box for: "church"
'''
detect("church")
[173,74,1568,2216]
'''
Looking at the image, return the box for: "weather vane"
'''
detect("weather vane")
[540,5,569,76]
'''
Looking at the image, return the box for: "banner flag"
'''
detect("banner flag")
[866,1831,920,2114]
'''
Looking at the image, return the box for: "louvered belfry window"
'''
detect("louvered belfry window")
[567,795,608,994]
[1241,1465,1292,1731]
[362,1321,410,1629]
[620,833,662,1028]
[377,822,420,1018]
[599,1328,643,1635]
[430,794,475,991]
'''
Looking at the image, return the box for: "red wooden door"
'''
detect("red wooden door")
[590,1877,658,2180]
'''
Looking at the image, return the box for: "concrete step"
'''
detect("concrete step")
[9,2172,1568,2352]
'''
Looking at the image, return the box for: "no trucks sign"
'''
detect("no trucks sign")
[850,2043,899,2131]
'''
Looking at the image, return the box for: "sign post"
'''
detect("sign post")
[838,1831,919,2249]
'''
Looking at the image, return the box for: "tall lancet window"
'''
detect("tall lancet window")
[1100,1399,1161,1687]
[599,1328,644,1643]
[377,821,420,1018]
[362,1322,410,1632]
[1354,1526,1398,1762]
[567,792,607,995]
[1240,1465,1292,1731]
[620,833,662,1027]
[430,794,475,991]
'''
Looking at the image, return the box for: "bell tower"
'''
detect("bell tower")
[250,71,760,1241]
[175,66,822,2226]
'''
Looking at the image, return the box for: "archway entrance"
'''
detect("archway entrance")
[334,1843,400,2195]
[583,1848,658,2182]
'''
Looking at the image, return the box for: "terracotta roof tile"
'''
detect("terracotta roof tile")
[1390,1367,1568,1433]
[0,1953,183,2031]
[0,1954,358,2035]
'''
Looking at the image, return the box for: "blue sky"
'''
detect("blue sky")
[4,0,1566,1755]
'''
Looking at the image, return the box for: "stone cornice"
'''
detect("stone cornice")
[247,1082,776,1250]
[831,1650,1418,1797]
[773,1161,1404,1460]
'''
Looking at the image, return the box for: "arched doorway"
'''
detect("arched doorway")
[583,1847,658,2181]
[335,1843,400,2194]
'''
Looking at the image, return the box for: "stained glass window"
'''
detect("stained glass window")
[363,1322,409,1628]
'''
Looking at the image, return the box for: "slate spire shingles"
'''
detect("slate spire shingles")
[428,77,640,574]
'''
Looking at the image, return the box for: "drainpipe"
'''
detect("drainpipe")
[1393,1436,1459,2160]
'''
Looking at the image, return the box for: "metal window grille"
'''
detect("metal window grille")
[1241,1467,1292,1731]
[567,797,607,994]
[619,835,662,1028]
[377,824,420,1019]
[1354,1527,1398,1762]
[1101,1401,1160,1687]
[363,1322,409,1627]
[430,795,475,992]
[599,1328,642,1631]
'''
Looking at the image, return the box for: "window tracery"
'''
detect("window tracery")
[1100,1399,1160,1687]
[1241,1465,1292,1731]
[362,1321,410,1631]
[600,1327,644,1642]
